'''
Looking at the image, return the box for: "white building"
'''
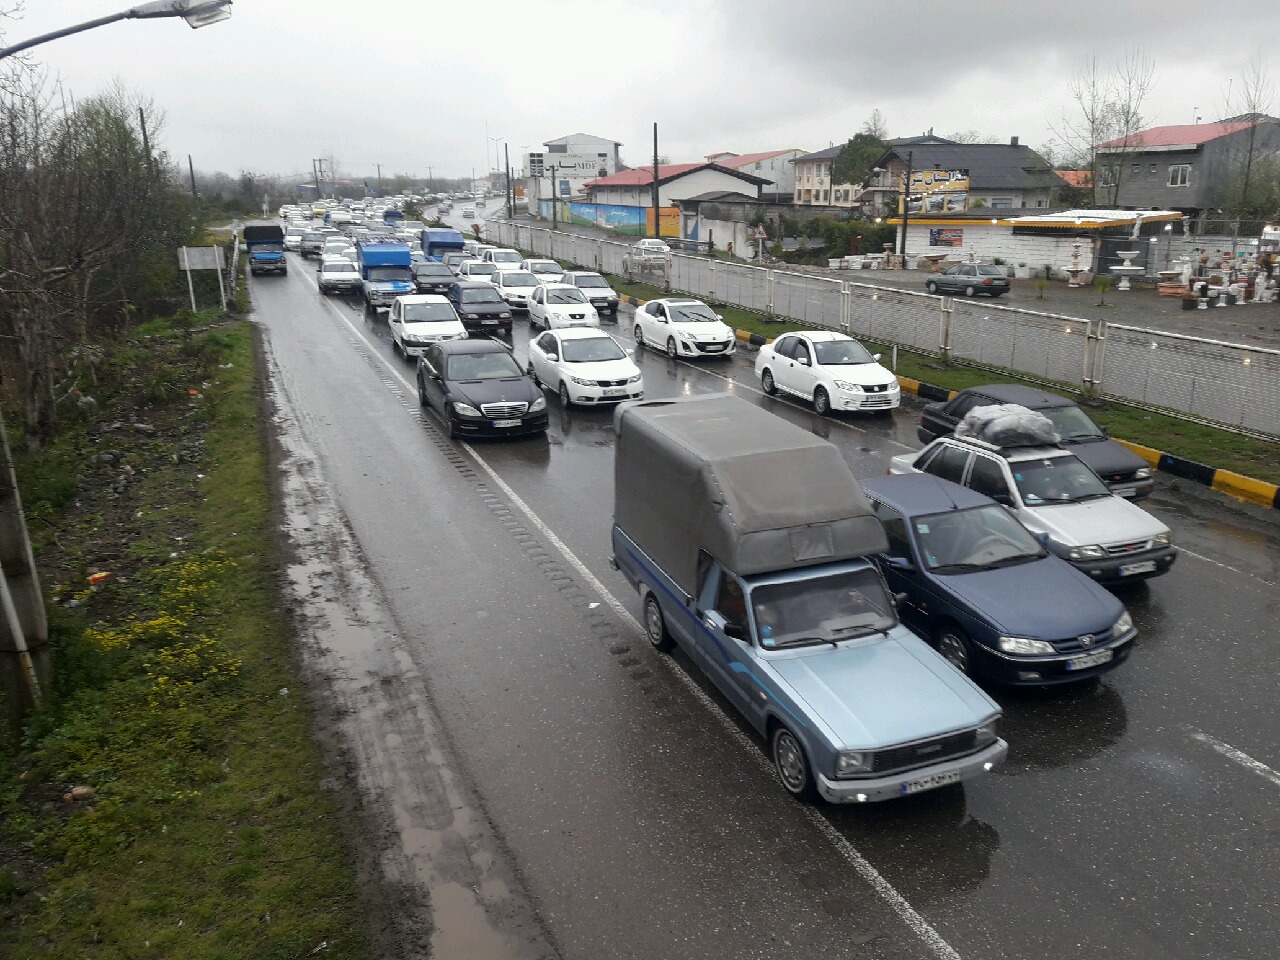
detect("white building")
[703,149,806,202]
[523,132,624,210]
[582,163,772,208]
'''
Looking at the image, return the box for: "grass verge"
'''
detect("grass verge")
[0,313,370,959]
[598,270,1280,485]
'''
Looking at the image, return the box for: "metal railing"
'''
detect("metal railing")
[481,219,1279,440]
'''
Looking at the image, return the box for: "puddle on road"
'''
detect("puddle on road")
[265,343,553,960]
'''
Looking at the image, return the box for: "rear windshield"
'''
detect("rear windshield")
[976,265,1006,276]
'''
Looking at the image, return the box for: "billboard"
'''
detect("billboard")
[900,168,970,214]
[928,228,964,247]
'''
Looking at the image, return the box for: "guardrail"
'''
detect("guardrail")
[482,219,1280,440]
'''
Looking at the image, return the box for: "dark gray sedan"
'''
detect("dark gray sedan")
[924,263,1010,298]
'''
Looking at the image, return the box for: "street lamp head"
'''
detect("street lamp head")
[129,0,233,28]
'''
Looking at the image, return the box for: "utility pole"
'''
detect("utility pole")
[188,154,198,202]
[375,163,382,194]
[652,122,660,239]
[505,142,513,217]
[898,150,913,258]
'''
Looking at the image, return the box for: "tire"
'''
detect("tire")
[444,406,460,439]
[813,386,831,417]
[964,285,977,297]
[417,374,429,408]
[642,592,674,652]
[526,362,541,387]
[634,323,644,347]
[935,625,973,676]
[559,380,572,407]
[666,337,678,359]
[925,280,938,294]
[392,338,402,357]
[761,368,777,395]
[771,725,817,802]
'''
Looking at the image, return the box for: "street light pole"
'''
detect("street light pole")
[0,0,233,59]
[899,150,913,258]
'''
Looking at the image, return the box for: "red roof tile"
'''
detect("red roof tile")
[1057,170,1092,187]
[1097,121,1257,149]
[584,164,702,188]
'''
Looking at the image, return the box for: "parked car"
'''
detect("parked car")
[491,270,540,311]
[526,328,643,407]
[916,383,1153,499]
[527,283,600,330]
[860,474,1136,685]
[755,330,900,415]
[633,297,735,359]
[924,263,1009,298]
[446,280,513,336]
[416,339,548,439]
[388,294,467,358]
[559,270,620,316]
[317,257,362,295]
[889,431,1177,583]
[520,258,564,284]
[411,260,456,295]
[626,238,671,270]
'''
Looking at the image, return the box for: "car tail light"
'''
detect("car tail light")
[983,279,993,285]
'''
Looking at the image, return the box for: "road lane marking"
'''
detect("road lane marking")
[1189,731,1280,789]
[283,264,967,960]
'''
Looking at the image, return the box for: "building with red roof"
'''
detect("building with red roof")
[581,162,772,209]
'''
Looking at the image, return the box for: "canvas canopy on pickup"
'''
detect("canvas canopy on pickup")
[614,394,887,595]
[243,225,284,244]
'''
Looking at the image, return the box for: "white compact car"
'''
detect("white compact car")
[388,295,468,359]
[755,330,900,415]
[491,270,541,310]
[481,247,524,272]
[526,328,643,407]
[527,283,600,330]
[633,298,735,359]
[457,260,500,285]
[284,227,306,252]
[520,258,564,284]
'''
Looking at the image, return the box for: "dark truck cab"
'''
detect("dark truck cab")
[244,225,287,276]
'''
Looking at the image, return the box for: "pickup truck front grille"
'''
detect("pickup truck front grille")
[871,730,977,773]
[1104,538,1151,556]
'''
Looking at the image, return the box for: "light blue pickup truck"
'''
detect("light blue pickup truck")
[612,395,1006,802]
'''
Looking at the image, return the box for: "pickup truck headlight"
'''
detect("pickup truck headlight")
[1112,610,1134,635]
[1068,544,1106,560]
[1135,467,1152,479]
[998,636,1055,655]
[451,402,481,417]
[529,397,547,413]
[1153,532,1171,547]
[462,313,479,319]
[834,750,871,778]
[974,719,1000,747]
[499,311,511,319]
[832,380,863,392]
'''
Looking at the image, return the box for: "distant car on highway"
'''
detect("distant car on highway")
[520,258,564,284]
[924,263,1009,298]
[462,206,475,217]
[456,260,500,285]
[625,238,671,271]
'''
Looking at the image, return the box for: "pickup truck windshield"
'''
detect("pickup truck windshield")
[368,267,411,282]
[751,569,896,648]
[914,505,1044,572]
[253,242,285,253]
[1013,456,1110,504]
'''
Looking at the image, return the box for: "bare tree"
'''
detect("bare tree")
[1053,52,1156,206]
[860,109,888,139]
[1217,52,1276,215]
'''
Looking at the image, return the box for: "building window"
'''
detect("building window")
[754,161,762,170]
[1098,166,1117,187]
[990,197,1013,209]
[1168,164,1190,187]
[795,189,802,200]
[823,189,830,203]
[1132,163,1140,174]
[1149,163,1157,174]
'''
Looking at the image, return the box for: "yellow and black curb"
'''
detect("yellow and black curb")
[619,295,1280,510]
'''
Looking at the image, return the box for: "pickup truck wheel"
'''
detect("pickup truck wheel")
[633,323,644,347]
[935,626,973,675]
[761,369,777,395]
[666,337,678,359]
[642,592,674,652]
[813,386,831,416]
[771,726,817,802]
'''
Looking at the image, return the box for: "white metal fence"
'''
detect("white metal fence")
[482,220,1279,439]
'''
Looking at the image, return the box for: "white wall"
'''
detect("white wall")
[658,169,760,204]
[697,217,755,255]
[906,224,1095,278]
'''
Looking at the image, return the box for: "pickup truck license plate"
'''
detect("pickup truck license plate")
[1119,560,1156,576]
[492,419,522,428]
[900,769,961,795]
[602,387,626,397]
[1111,484,1138,498]
[1066,649,1114,671]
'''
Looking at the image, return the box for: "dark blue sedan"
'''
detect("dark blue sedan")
[860,474,1136,686]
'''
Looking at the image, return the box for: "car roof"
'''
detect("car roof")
[942,435,1070,461]
[436,338,511,355]
[561,270,602,278]
[656,297,704,306]
[958,384,1074,409]
[551,327,614,341]
[540,282,577,291]
[452,280,494,289]
[859,473,994,515]
[782,330,849,343]
[396,294,449,304]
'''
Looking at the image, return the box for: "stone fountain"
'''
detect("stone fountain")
[1064,240,1087,287]
[1109,250,1144,291]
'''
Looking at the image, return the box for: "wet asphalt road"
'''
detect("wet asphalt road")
[252,233,1280,960]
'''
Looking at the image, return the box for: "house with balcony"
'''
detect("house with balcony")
[792,133,958,209]
[1094,116,1280,221]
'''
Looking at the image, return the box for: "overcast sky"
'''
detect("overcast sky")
[6,1,1279,184]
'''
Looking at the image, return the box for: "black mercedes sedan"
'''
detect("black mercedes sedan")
[416,339,548,439]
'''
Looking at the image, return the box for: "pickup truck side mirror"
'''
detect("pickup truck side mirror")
[723,623,748,642]
[1033,531,1050,546]
[884,555,915,572]
[892,591,909,608]
[992,492,1014,506]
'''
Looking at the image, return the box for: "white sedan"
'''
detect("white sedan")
[526,328,644,407]
[754,330,900,415]
[527,283,600,330]
[520,258,564,284]
[388,295,467,359]
[491,270,541,311]
[632,297,735,359]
